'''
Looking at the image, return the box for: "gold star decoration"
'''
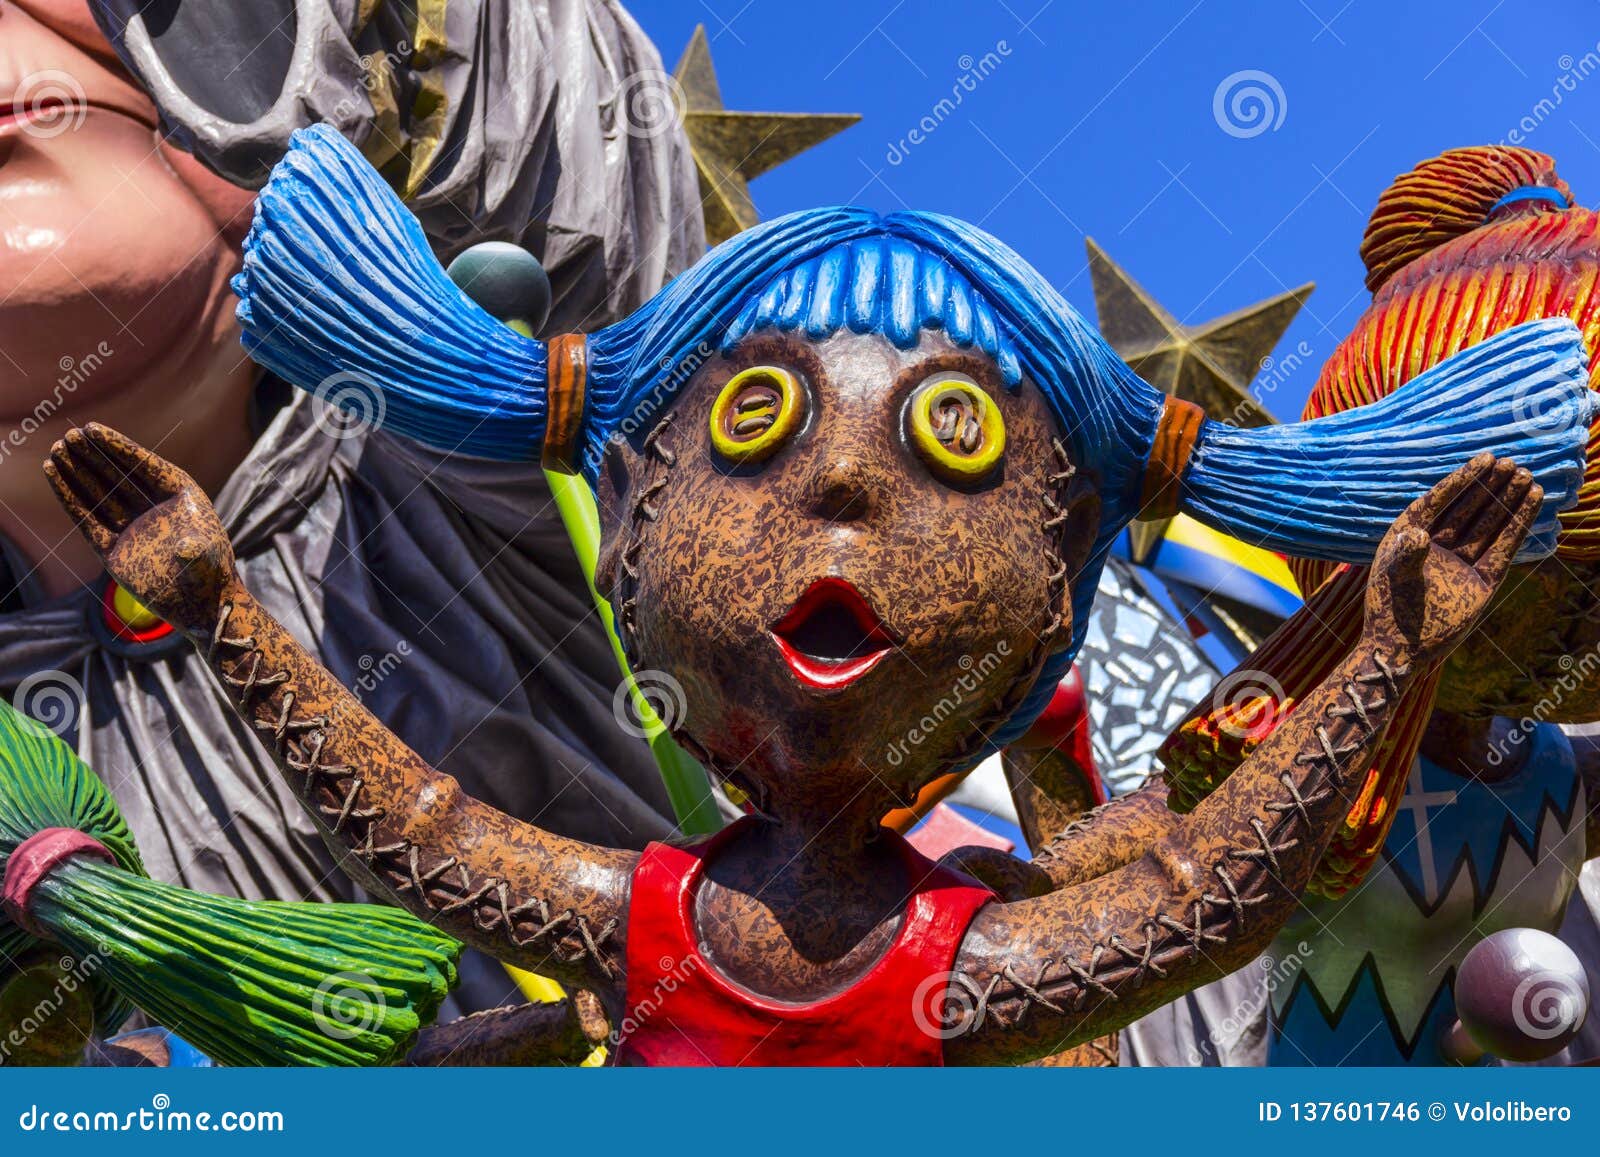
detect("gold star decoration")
[1086,238,1313,562]
[674,25,861,245]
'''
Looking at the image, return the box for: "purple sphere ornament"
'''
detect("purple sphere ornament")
[1456,928,1590,1062]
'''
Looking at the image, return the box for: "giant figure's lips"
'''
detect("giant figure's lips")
[0,97,78,139]
[771,578,897,690]
[0,94,154,144]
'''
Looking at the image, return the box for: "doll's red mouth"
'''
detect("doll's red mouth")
[771,578,897,690]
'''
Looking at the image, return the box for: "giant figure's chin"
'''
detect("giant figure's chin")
[0,110,242,420]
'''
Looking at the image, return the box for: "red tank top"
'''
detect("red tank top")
[616,819,995,1066]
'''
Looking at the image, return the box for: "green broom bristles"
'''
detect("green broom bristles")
[0,698,145,1040]
[0,698,462,1065]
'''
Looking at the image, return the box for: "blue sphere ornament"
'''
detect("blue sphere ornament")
[446,241,552,335]
[1456,927,1590,1061]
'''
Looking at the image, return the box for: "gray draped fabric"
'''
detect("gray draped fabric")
[90,0,706,331]
[2,395,677,1013]
[1120,972,1271,1067]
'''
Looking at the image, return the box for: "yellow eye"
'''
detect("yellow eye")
[906,375,1005,482]
[710,365,805,465]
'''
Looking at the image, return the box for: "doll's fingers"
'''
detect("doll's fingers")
[1375,524,1432,627]
[51,434,116,507]
[81,423,190,500]
[1460,466,1534,566]
[48,439,139,535]
[1473,481,1542,581]
[59,428,149,525]
[1431,457,1515,552]
[1408,452,1494,535]
[42,460,116,555]
[1441,458,1522,562]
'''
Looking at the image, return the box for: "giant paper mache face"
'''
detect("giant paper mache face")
[596,327,1098,827]
[0,0,252,417]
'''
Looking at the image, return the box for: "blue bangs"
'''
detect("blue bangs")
[720,237,1021,385]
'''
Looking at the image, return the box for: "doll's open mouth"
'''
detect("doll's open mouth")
[771,578,897,690]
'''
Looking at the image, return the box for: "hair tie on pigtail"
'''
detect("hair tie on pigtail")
[1138,396,1206,519]
[543,334,588,472]
[1486,185,1570,218]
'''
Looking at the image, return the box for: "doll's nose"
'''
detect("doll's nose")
[808,456,875,523]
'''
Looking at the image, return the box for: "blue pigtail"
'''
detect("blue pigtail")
[233,125,548,460]
[1180,319,1593,565]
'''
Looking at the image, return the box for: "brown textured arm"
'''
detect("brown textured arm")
[946,643,1411,1064]
[946,453,1542,1065]
[939,779,1178,901]
[1029,779,1179,888]
[205,585,634,988]
[44,425,635,997]
[405,993,610,1066]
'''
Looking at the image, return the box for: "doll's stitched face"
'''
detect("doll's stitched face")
[598,328,1095,826]
[0,1,253,417]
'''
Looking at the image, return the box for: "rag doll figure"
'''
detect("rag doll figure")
[40,128,1597,1065]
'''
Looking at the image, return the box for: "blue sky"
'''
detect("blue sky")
[628,0,1600,419]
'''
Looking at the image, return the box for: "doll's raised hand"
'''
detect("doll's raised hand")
[949,456,1542,1063]
[44,424,235,636]
[1361,452,1542,667]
